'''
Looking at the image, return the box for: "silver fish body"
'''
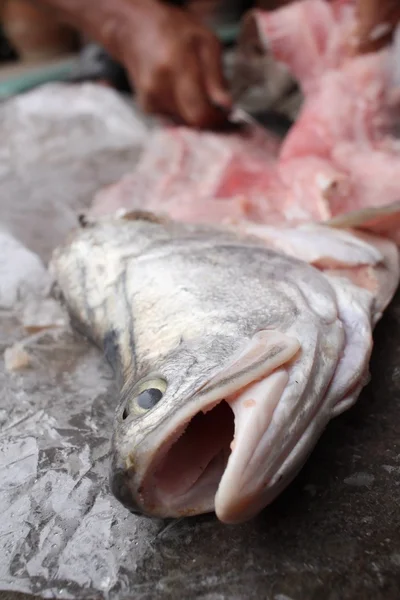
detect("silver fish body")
[50,213,400,524]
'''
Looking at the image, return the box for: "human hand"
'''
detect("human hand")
[118,0,232,128]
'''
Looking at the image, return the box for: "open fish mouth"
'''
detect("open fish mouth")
[145,372,290,524]
[144,398,236,519]
[112,331,302,524]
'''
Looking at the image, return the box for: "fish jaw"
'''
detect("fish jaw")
[109,329,301,519]
[214,369,289,523]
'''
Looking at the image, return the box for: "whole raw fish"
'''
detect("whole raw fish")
[50,211,399,524]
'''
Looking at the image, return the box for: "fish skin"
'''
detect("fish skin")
[50,212,400,524]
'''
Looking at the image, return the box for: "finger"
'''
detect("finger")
[198,34,233,111]
[173,53,229,128]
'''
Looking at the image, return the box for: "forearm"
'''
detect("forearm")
[30,0,162,59]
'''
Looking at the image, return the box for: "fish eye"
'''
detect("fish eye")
[122,378,167,419]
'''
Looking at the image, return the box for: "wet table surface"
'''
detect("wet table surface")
[0,84,399,600]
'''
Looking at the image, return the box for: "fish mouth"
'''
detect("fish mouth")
[144,400,235,518]
[112,330,301,523]
[137,369,291,524]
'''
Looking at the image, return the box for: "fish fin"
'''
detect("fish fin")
[199,330,300,397]
[324,201,400,235]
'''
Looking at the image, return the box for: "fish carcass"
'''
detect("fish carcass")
[50,211,400,523]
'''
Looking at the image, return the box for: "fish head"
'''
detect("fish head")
[52,215,395,525]
[107,220,388,525]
